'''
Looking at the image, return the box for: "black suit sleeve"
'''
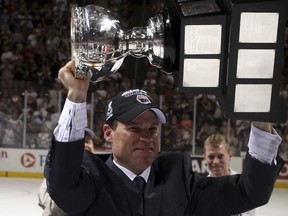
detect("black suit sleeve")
[189,153,284,216]
[44,137,99,215]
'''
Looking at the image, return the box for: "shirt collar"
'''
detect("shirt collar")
[207,168,238,177]
[113,159,151,182]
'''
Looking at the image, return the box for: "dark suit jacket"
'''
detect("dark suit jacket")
[44,138,284,216]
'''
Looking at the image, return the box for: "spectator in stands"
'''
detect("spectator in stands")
[0,8,10,27]
[120,76,132,91]
[13,65,26,93]
[143,70,157,87]
[1,108,22,148]
[36,122,52,149]
[1,122,16,148]
[279,126,288,159]
[236,120,251,153]
[0,59,14,91]
[204,134,257,215]
[0,0,286,157]
[174,112,193,152]
[161,124,175,151]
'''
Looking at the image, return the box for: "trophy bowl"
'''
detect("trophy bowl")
[71,4,176,82]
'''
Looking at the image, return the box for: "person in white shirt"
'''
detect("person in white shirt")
[204,134,257,216]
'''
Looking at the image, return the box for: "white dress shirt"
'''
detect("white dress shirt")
[54,99,282,168]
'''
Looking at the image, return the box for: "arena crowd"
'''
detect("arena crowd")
[0,0,288,159]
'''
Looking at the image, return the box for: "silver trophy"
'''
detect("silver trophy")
[71,4,175,82]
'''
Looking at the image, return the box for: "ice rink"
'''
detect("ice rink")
[0,177,287,216]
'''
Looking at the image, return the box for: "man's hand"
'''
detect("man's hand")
[251,121,272,133]
[58,60,90,103]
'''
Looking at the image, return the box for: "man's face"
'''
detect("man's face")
[103,110,161,175]
[204,144,232,177]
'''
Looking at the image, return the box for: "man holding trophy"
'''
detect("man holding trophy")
[44,2,285,216]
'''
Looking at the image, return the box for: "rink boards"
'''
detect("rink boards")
[0,148,287,188]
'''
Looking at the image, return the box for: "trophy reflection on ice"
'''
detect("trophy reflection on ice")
[71,4,176,82]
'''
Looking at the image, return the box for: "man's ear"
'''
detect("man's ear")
[103,124,113,142]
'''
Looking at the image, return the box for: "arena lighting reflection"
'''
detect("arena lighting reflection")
[170,0,288,123]
[99,18,120,32]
